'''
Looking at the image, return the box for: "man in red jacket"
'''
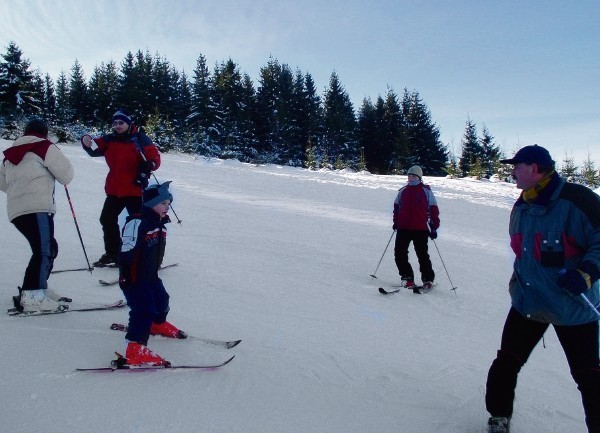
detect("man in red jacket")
[392,165,440,290]
[81,110,161,267]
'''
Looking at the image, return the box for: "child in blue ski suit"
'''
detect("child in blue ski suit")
[118,181,184,366]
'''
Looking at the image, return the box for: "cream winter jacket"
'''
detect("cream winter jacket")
[0,135,74,221]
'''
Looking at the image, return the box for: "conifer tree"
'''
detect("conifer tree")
[54,71,71,142]
[88,61,119,126]
[42,73,57,124]
[402,89,447,175]
[68,59,89,123]
[322,71,357,168]
[580,152,600,188]
[459,118,482,177]
[479,125,499,178]
[559,153,578,181]
[189,54,216,153]
[0,41,37,118]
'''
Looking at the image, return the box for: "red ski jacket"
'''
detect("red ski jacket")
[82,125,160,197]
[393,182,440,231]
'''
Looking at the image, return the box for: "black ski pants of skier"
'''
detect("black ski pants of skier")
[12,212,57,291]
[99,195,142,259]
[486,307,600,433]
[394,229,435,283]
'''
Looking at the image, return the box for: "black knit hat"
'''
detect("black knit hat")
[24,119,49,138]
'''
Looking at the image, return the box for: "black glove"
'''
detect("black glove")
[140,160,154,175]
[558,262,599,295]
[134,160,154,187]
[429,230,437,240]
[392,223,397,231]
[558,268,591,295]
[134,172,149,188]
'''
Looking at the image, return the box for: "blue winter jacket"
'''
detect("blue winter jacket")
[508,173,600,325]
[119,207,170,288]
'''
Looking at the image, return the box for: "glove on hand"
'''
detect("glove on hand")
[429,230,437,240]
[392,223,397,231]
[140,160,155,174]
[558,268,591,295]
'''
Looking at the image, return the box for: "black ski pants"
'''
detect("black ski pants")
[12,213,57,291]
[394,229,434,283]
[486,307,600,433]
[99,195,142,258]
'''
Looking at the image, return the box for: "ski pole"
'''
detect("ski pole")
[370,230,395,279]
[64,185,93,273]
[431,238,458,294]
[580,293,600,319]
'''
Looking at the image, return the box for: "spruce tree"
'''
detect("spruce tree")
[479,125,499,178]
[402,89,447,175]
[68,59,89,123]
[559,153,578,182]
[580,152,599,188]
[322,71,357,168]
[0,41,36,119]
[459,118,482,177]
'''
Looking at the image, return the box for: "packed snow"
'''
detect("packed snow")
[0,139,596,433]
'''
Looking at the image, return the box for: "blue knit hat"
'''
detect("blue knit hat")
[143,181,173,208]
[112,109,132,125]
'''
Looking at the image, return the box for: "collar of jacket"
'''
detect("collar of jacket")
[3,136,52,165]
[141,206,171,224]
[517,171,561,206]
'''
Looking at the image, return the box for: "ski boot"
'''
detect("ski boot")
[487,416,510,433]
[121,342,170,367]
[19,289,68,313]
[150,321,188,339]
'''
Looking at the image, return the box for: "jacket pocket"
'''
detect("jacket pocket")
[539,231,565,267]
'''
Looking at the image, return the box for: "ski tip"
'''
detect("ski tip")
[370,274,378,279]
[226,340,242,349]
[221,355,236,366]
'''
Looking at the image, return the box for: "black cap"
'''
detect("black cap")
[500,144,554,166]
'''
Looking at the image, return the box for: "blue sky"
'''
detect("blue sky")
[1,0,598,163]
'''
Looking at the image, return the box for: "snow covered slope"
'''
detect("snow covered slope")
[0,141,591,433]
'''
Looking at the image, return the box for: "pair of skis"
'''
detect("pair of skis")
[77,324,241,372]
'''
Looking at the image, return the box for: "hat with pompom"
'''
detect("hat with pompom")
[143,181,173,208]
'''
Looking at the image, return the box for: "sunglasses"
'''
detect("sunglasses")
[113,120,127,126]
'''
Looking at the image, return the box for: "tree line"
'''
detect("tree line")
[0,41,598,186]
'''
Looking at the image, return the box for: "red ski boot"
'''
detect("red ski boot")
[150,321,187,339]
[125,342,170,366]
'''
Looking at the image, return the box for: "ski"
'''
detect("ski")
[8,300,127,317]
[378,285,433,295]
[51,266,94,274]
[76,354,235,372]
[99,263,178,286]
[378,287,401,295]
[109,323,242,349]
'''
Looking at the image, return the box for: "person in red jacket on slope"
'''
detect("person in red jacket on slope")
[392,165,440,290]
[81,109,161,267]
